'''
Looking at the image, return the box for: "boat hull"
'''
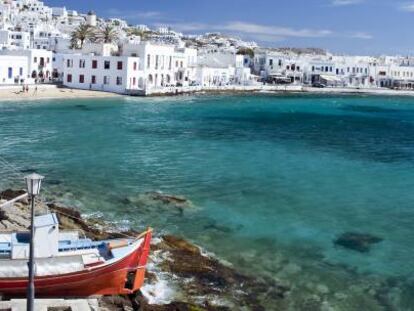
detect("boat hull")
[0,230,152,298]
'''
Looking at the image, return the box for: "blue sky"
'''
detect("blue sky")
[44,0,414,55]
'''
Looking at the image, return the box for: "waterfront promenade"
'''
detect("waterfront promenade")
[1,83,414,101]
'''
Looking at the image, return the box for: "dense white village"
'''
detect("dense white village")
[1,0,414,95]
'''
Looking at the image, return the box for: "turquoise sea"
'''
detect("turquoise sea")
[1,94,414,309]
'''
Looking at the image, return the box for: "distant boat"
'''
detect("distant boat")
[0,211,152,298]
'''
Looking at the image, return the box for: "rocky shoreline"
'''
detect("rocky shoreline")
[0,189,288,310]
[2,188,414,311]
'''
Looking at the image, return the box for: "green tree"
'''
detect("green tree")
[126,28,152,40]
[237,48,255,58]
[97,25,118,44]
[70,24,96,49]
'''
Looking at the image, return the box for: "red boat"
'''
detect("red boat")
[0,213,152,298]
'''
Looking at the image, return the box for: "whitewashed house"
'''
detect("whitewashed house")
[61,46,143,94]
[0,55,27,84]
[0,49,53,82]
[0,29,31,50]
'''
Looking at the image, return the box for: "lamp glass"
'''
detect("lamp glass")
[24,173,44,196]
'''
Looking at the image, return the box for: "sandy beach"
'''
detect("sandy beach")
[0,85,121,101]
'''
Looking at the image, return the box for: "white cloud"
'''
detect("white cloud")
[164,21,333,42]
[350,32,373,39]
[106,9,162,21]
[330,0,363,6]
[221,22,333,38]
[400,2,414,11]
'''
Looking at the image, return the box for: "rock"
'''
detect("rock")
[161,235,201,255]
[0,189,27,201]
[0,209,8,221]
[127,192,194,215]
[316,284,330,295]
[153,235,289,309]
[283,263,302,275]
[334,232,383,253]
[334,292,347,300]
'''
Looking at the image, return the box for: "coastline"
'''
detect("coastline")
[0,85,121,102]
[0,85,414,102]
[1,84,414,102]
[0,189,288,310]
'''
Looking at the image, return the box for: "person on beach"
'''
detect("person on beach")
[33,86,38,95]
[25,85,29,93]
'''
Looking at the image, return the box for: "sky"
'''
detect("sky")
[43,0,414,55]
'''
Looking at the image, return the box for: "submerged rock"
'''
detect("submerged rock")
[151,235,290,309]
[334,232,383,253]
[126,191,195,216]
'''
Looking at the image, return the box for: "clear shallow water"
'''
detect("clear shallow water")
[1,94,414,307]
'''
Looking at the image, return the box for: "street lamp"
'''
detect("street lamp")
[24,173,44,311]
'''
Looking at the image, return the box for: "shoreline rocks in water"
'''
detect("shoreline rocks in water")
[123,191,195,216]
[334,232,383,253]
[0,189,288,310]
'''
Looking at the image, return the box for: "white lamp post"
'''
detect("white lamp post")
[24,173,44,311]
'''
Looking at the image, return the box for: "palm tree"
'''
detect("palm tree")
[97,25,118,44]
[126,28,151,40]
[70,24,95,49]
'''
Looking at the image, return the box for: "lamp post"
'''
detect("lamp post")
[24,173,44,311]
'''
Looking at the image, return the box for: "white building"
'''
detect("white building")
[0,49,53,82]
[0,30,31,50]
[86,11,97,27]
[0,55,27,84]
[198,48,253,85]
[121,42,198,88]
[62,53,143,94]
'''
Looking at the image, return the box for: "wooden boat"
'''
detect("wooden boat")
[0,213,152,298]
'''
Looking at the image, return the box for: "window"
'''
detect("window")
[133,62,137,70]
[79,59,85,68]
[269,59,273,66]
[8,67,12,79]
[169,56,172,70]
[47,57,50,64]
[147,54,151,68]
[155,55,159,69]
[79,74,84,83]
[92,60,98,69]
[116,77,122,85]
[133,77,136,85]
[91,75,96,84]
[117,61,123,70]
[66,59,73,68]
[278,59,282,66]
[34,57,37,63]
[67,74,72,83]
[312,66,315,72]
[180,61,183,68]
[19,67,23,76]
[103,76,110,84]
[104,61,110,69]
